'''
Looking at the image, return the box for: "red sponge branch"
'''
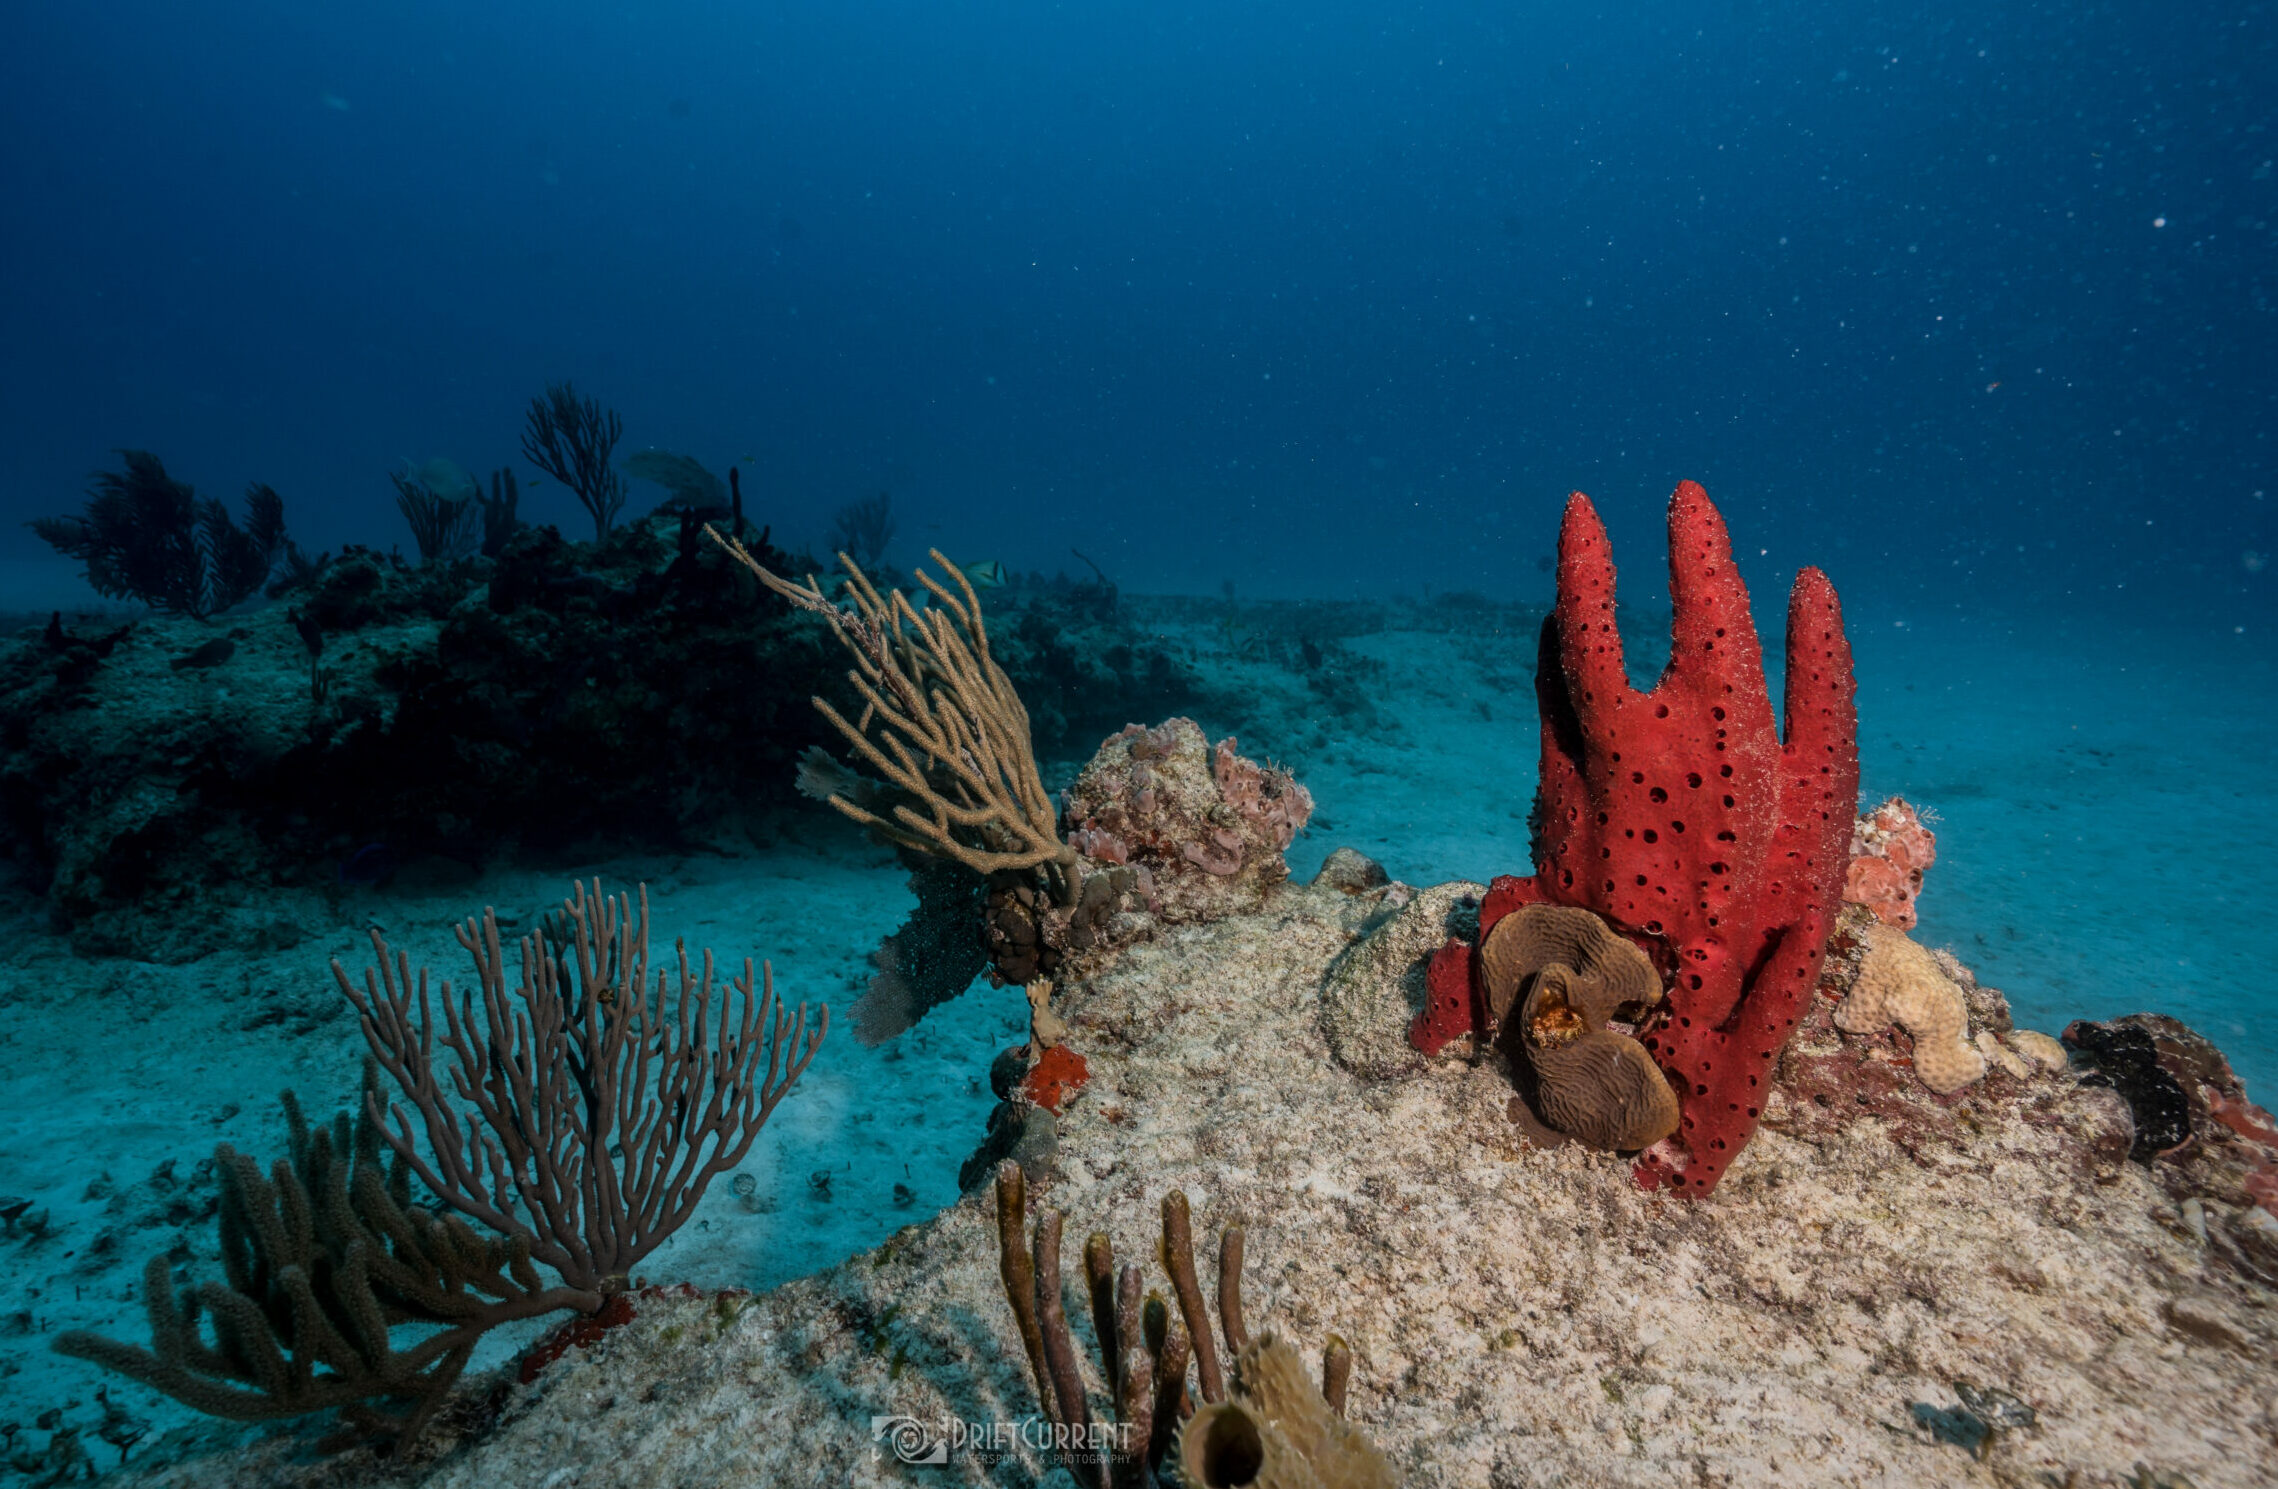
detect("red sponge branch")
[1415,483,1857,1196]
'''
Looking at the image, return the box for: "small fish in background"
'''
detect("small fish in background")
[171,638,236,670]
[961,559,1006,589]
[338,843,398,888]
[319,92,350,112]
[1534,555,1554,573]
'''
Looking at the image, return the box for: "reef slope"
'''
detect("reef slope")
[114,875,2274,1488]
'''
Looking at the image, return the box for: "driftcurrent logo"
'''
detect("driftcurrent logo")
[871,1415,949,1466]
[868,1415,1128,1470]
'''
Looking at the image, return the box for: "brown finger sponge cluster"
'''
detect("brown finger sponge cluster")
[1484,904,1681,1152]
[1176,1332,1396,1489]
[1835,922,1987,1094]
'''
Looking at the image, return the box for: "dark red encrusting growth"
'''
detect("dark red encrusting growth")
[1411,483,1858,1197]
[1475,875,1543,938]
[1410,875,1543,1054]
[1021,1044,1091,1113]
[518,1292,637,1383]
[517,1283,724,1383]
[1411,940,1478,1055]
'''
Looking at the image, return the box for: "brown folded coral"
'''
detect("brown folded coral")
[1484,904,1680,1152]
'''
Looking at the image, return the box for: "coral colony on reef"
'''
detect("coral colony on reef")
[703,527,1311,1097]
[1412,481,1859,1195]
[47,880,825,1453]
[10,465,2278,1487]
[1843,795,1936,931]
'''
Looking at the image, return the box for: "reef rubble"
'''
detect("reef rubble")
[97,862,2278,1488]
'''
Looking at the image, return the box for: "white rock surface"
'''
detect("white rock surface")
[1318,878,1482,1080]
[92,879,2278,1487]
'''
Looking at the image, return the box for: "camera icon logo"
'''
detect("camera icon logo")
[871,1415,949,1466]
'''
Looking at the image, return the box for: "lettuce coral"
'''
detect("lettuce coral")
[1485,904,1681,1151]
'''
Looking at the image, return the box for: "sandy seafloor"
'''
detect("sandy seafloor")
[0,589,2271,1471]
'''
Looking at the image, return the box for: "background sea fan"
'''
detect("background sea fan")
[826,491,895,569]
[30,450,286,618]
[390,463,482,564]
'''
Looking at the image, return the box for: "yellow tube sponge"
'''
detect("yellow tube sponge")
[1835,923,1986,1095]
[1176,1332,1396,1489]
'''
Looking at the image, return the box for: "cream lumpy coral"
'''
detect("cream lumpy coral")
[1836,922,1986,1094]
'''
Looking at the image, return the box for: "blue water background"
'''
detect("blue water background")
[3,1,2269,611]
[1,2,2272,1086]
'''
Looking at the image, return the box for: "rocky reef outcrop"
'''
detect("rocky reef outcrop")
[0,520,841,957]
[0,524,1200,962]
[69,866,2277,1488]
